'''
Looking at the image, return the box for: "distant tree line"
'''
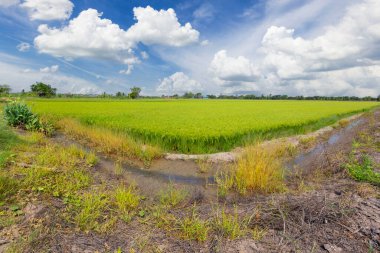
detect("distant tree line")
[1,82,380,101]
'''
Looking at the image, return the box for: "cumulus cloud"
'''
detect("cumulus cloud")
[209,50,259,84]
[0,0,19,7]
[156,72,202,95]
[16,42,31,52]
[40,65,59,73]
[20,0,74,21]
[208,0,380,96]
[261,0,380,79]
[34,6,199,69]
[34,9,137,64]
[126,6,199,47]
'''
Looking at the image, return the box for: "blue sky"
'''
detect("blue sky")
[0,0,379,96]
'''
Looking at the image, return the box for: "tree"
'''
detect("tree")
[31,82,56,97]
[0,84,11,95]
[129,86,141,99]
[377,95,380,101]
[183,92,194,98]
[194,92,203,99]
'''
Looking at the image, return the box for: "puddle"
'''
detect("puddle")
[287,118,364,169]
[52,134,215,186]
[100,157,215,185]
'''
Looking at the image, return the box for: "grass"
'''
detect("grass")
[0,108,21,168]
[158,183,188,207]
[216,145,286,196]
[346,155,380,186]
[213,206,251,239]
[56,118,161,164]
[179,207,209,242]
[114,185,141,216]
[29,99,379,154]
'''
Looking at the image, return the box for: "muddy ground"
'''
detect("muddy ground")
[1,110,380,252]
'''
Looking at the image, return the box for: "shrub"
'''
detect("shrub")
[4,102,54,136]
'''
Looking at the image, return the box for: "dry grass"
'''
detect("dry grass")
[56,118,162,165]
[234,146,286,195]
[216,145,286,195]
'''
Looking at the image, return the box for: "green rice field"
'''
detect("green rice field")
[29,99,379,153]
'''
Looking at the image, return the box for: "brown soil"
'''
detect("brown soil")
[1,110,380,253]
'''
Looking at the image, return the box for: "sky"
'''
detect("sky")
[0,0,379,97]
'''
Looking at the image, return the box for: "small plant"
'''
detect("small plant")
[213,207,247,239]
[114,185,140,215]
[215,171,234,198]
[114,161,123,176]
[158,183,187,207]
[196,157,211,174]
[0,175,19,202]
[74,192,109,231]
[345,154,380,186]
[179,208,209,242]
[251,226,267,241]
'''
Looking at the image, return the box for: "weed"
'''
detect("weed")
[251,226,267,241]
[74,192,110,232]
[196,157,211,174]
[345,154,380,186]
[114,161,123,176]
[114,185,140,215]
[158,183,187,207]
[179,208,209,242]
[213,206,250,239]
[0,175,19,202]
[299,136,316,146]
[215,171,234,198]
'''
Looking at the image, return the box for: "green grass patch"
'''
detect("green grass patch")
[346,155,380,186]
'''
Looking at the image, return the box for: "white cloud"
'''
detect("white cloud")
[16,42,31,52]
[209,50,259,84]
[34,7,199,69]
[141,51,149,59]
[126,6,199,47]
[40,64,59,73]
[0,0,19,7]
[20,0,74,21]
[34,9,137,64]
[156,72,202,95]
[119,65,134,75]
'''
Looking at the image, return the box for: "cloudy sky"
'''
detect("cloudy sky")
[0,0,379,96]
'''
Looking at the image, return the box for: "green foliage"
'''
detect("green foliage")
[0,84,11,95]
[114,185,140,215]
[0,176,19,201]
[31,82,56,97]
[30,99,379,153]
[346,155,380,186]
[128,86,141,99]
[4,101,54,136]
[158,184,187,207]
[179,209,209,242]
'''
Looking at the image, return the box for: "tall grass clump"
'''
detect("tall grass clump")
[234,146,285,194]
[57,118,161,164]
[216,145,286,195]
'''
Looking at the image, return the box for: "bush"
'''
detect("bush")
[4,101,54,136]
